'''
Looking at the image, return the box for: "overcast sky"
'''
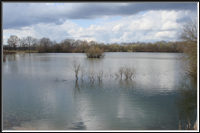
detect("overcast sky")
[3,2,198,44]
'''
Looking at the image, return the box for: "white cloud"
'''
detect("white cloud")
[161,10,178,22]
[154,31,176,39]
[161,21,178,30]
[88,25,96,30]
[3,9,197,44]
[112,23,124,32]
[3,26,36,39]
[127,20,140,31]
[138,18,155,31]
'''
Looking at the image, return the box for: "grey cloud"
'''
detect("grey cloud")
[3,3,197,29]
[80,35,95,37]
[65,3,197,18]
[3,3,67,29]
[176,16,192,23]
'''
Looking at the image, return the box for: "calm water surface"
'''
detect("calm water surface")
[3,52,197,130]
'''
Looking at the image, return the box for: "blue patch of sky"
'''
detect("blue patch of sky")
[139,11,148,15]
[70,16,122,28]
[70,19,100,28]
[101,16,122,23]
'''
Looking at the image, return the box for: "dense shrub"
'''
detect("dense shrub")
[86,46,105,58]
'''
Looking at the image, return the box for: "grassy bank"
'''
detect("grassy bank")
[3,50,39,54]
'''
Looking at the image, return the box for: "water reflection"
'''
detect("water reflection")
[3,54,6,62]
[5,54,16,62]
[69,122,86,130]
[3,52,197,130]
[117,79,136,89]
[175,76,197,130]
[72,78,182,130]
[3,53,28,62]
[3,117,22,130]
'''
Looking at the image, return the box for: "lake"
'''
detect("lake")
[2,52,197,130]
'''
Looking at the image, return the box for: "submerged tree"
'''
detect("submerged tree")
[71,57,81,80]
[179,18,197,77]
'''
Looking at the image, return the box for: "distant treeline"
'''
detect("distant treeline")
[3,35,184,53]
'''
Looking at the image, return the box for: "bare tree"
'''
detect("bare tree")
[179,18,197,43]
[75,39,83,52]
[118,66,124,79]
[83,40,88,52]
[80,66,85,79]
[123,65,135,80]
[20,37,28,50]
[26,36,37,52]
[31,38,39,51]
[71,57,81,80]
[7,35,19,50]
[87,69,95,81]
[114,65,135,80]
[61,38,76,52]
[39,37,52,52]
[89,40,97,45]
[179,18,197,77]
[97,70,104,81]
